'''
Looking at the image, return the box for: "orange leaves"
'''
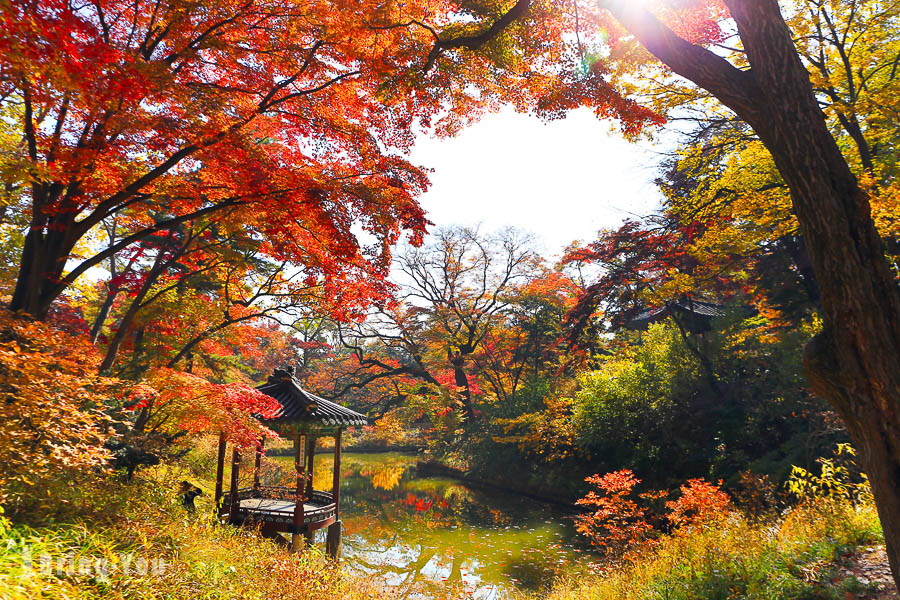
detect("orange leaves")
[133,368,281,448]
[650,0,730,45]
[6,0,436,318]
[665,478,732,527]
[7,0,727,322]
[0,310,114,507]
[584,469,643,495]
[575,470,656,555]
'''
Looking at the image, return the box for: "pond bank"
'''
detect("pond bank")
[264,443,578,503]
[415,459,578,507]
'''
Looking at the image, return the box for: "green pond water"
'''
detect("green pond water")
[272,452,599,599]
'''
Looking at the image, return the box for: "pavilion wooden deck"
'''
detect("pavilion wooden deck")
[221,487,337,534]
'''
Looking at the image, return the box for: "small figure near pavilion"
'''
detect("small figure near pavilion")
[213,367,368,557]
[179,481,203,512]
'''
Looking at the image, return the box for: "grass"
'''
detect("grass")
[540,500,884,600]
[0,463,386,600]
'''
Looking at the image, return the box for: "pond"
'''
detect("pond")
[272,452,599,599]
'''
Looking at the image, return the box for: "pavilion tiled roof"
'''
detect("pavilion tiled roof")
[256,369,368,427]
[625,299,732,331]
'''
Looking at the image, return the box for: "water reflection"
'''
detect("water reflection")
[273,452,598,599]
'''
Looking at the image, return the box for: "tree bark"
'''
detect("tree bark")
[604,0,900,583]
[9,218,79,319]
[90,286,119,344]
[449,349,475,422]
[726,2,900,584]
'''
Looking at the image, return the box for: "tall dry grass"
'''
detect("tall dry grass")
[540,499,882,600]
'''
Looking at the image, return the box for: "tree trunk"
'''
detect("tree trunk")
[724,2,900,584]
[90,227,126,344]
[603,0,900,583]
[89,287,118,344]
[9,224,76,318]
[99,248,171,373]
[449,349,475,422]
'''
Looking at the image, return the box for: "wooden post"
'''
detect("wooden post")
[214,432,226,513]
[228,448,241,523]
[305,435,317,498]
[291,432,306,552]
[332,428,342,519]
[327,429,343,559]
[326,521,342,559]
[253,437,264,493]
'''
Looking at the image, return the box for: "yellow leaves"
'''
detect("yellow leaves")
[864,177,900,269]
[787,444,873,505]
[495,395,580,461]
[373,412,406,445]
[649,271,694,304]
[0,309,115,511]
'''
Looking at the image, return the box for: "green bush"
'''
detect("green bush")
[569,319,842,488]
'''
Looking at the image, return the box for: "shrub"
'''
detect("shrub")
[574,470,658,556]
[0,467,387,600]
[733,469,779,521]
[787,443,873,505]
[665,478,732,527]
[0,310,114,514]
[556,452,885,600]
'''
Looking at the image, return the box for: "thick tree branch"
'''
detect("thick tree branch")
[601,0,762,123]
[424,0,532,72]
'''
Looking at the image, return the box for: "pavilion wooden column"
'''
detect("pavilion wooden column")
[253,437,264,493]
[326,428,343,559]
[332,429,342,517]
[291,432,306,552]
[214,432,226,513]
[305,435,317,498]
[228,448,241,523]
[302,435,317,546]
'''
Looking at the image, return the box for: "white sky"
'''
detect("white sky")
[409,107,668,259]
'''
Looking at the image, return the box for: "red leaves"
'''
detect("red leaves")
[652,0,729,45]
[534,59,665,134]
[575,470,655,555]
[402,492,435,513]
[576,469,733,557]
[6,0,438,321]
[666,478,732,527]
[561,214,739,347]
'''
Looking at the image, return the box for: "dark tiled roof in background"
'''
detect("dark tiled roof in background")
[626,299,730,329]
[256,377,368,427]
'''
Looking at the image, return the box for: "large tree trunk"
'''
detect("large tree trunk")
[727,2,900,584]
[604,0,900,583]
[9,224,77,319]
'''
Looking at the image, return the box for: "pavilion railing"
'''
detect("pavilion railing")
[221,487,337,525]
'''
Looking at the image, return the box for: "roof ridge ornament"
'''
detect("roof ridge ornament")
[267,365,295,384]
